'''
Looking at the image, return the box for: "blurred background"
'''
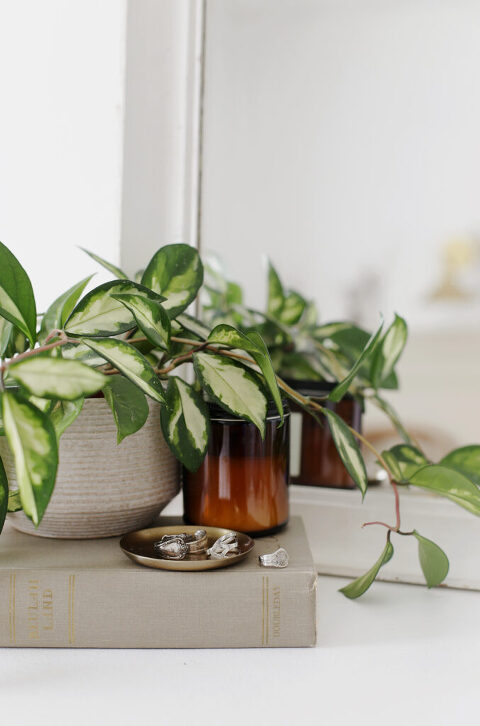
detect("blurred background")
[1,0,479,453]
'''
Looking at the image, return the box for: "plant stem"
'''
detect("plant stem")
[0,336,72,372]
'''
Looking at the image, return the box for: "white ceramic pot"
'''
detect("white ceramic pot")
[5,397,180,538]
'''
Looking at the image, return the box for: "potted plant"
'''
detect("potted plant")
[1,241,480,598]
[202,259,411,488]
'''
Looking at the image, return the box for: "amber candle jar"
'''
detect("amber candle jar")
[183,402,290,536]
[288,380,362,489]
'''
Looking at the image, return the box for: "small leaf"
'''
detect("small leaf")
[208,323,259,353]
[267,262,285,317]
[323,409,368,497]
[370,394,413,445]
[103,375,149,444]
[39,274,94,342]
[340,540,394,599]
[141,244,203,317]
[193,352,266,436]
[112,293,171,350]
[0,241,37,345]
[410,465,480,516]
[0,455,8,534]
[413,531,449,588]
[381,444,428,482]
[50,398,84,438]
[160,377,210,471]
[65,281,164,339]
[0,317,13,356]
[83,338,166,404]
[440,445,480,487]
[80,248,128,279]
[329,321,383,402]
[246,330,284,422]
[7,489,22,513]
[176,313,210,340]
[9,357,107,400]
[371,314,408,389]
[279,291,306,326]
[2,391,58,526]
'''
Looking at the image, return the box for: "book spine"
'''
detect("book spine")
[0,568,316,648]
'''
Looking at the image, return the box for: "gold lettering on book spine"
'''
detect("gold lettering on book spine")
[261,576,270,646]
[9,574,16,644]
[68,575,76,645]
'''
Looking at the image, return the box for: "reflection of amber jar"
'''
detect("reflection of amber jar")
[183,402,290,536]
[288,380,362,489]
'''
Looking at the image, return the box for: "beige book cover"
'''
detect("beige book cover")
[0,516,316,649]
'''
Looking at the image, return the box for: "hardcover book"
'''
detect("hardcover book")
[0,515,316,648]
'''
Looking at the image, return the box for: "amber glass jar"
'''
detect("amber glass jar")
[183,401,290,536]
[288,380,362,489]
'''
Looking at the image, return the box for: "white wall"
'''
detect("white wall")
[201,0,480,332]
[0,0,127,311]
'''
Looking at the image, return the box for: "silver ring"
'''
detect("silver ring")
[154,537,189,560]
[207,532,239,558]
[258,548,289,568]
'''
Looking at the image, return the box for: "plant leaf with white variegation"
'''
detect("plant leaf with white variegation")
[323,408,368,497]
[176,313,210,340]
[0,455,7,534]
[2,391,58,526]
[0,317,13,356]
[0,241,37,345]
[83,338,165,403]
[50,398,84,438]
[80,248,128,279]
[141,244,203,317]
[9,357,107,400]
[103,375,149,443]
[193,352,266,436]
[65,280,164,337]
[160,377,210,471]
[409,465,480,516]
[112,293,171,350]
[267,262,284,317]
[39,275,94,342]
[371,314,407,389]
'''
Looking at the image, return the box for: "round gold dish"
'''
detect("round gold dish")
[120,524,255,571]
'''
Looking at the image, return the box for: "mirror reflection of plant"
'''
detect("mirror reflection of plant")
[1,242,480,600]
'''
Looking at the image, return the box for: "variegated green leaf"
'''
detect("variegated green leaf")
[65,281,163,337]
[279,291,306,326]
[2,391,58,526]
[176,313,210,340]
[0,241,37,346]
[103,375,149,443]
[83,338,165,404]
[410,465,480,516]
[61,342,108,367]
[50,398,84,438]
[112,293,171,351]
[381,444,428,482]
[193,352,266,436]
[8,489,22,513]
[267,262,285,317]
[0,317,13,356]
[329,321,383,402]
[207,324,283,421]
[141,244,203,317]
[413,531,449,588]
[340,540,394,599]
[160,377,210,471]
[80,248,128,279]
[323,408,368,497]
[9,357,107,400]
[440,445,480,487]
[39,274,94,342]
[0,455,8,534]
[371,314,408,389]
